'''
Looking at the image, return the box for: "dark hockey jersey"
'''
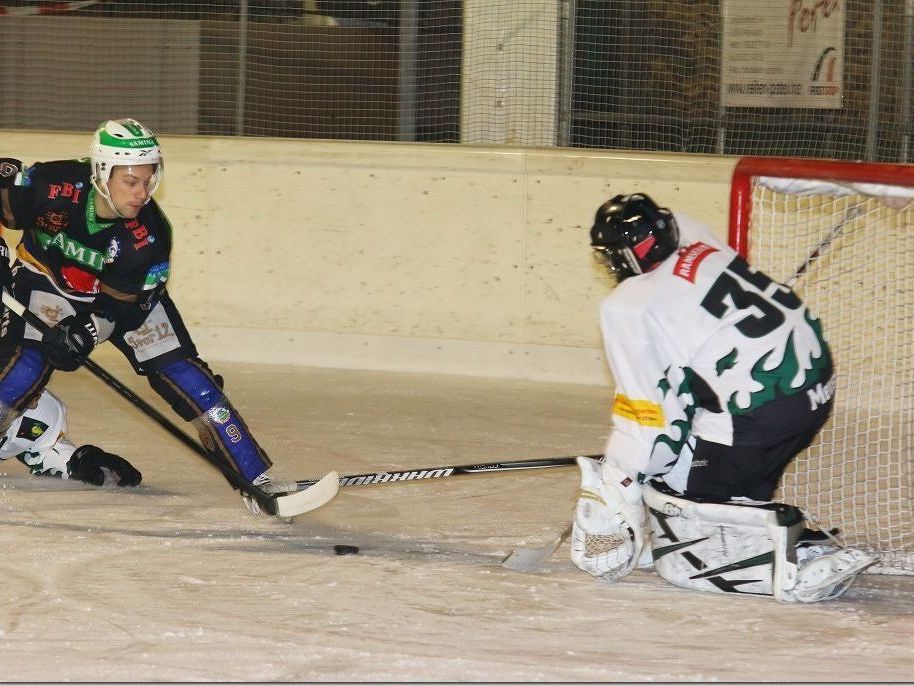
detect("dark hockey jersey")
[7,159,171,315]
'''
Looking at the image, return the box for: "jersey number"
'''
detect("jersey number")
[700,258,801,338]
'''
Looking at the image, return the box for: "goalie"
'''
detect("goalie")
[573,193,876,603]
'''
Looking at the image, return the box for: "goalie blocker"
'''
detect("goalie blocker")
[642,481,878,603]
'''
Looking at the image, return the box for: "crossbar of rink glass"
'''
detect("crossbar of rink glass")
[296,454,600,488]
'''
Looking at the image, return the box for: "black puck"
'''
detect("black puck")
[334,544,360,555]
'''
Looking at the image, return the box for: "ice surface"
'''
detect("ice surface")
[0,355,911,682]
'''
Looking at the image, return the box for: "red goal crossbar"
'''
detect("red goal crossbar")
[728,156,914,258]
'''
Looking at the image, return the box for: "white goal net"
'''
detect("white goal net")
[730,157,914,574]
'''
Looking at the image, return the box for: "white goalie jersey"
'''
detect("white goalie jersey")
[601,214,833,489]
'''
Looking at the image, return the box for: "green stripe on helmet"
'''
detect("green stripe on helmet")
[98,130,158,149]
[121,120,146,136]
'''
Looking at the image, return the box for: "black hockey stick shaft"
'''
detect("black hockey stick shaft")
[0,290,281,515]
[786,203,863,287]
[297,453,599,488]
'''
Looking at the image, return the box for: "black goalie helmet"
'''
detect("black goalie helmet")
[590,193,680,281]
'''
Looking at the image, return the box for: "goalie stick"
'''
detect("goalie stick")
[296,453,598,488]
[501,523,572,572]
[0,289,338,518]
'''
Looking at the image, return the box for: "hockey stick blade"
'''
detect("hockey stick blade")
[274,471,340,517]
[501,524,572,572]
[0,289,337,519]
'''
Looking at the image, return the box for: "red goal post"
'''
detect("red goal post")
[728,156,914,574]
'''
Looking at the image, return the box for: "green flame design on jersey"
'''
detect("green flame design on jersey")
[653,418,692,464]
[651,366,696,464]
[716,348,738,375]
[727,312,830,415]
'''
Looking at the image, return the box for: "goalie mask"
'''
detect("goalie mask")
[90,118,163,211]
[590,193,680,281]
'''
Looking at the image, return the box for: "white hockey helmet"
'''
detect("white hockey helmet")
[90,118,163,206]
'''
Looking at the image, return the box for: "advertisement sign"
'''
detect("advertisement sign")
[722,0,844,108]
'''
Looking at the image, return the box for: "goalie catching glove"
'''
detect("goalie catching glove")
[67,445,142,487]
[570,455,650,580]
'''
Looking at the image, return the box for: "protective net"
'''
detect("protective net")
[731,157,914,574]
[0,1,911,161]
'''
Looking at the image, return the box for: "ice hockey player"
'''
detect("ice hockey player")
[0,388,140,487]
[0,119,295,513]
[573,192,877,602]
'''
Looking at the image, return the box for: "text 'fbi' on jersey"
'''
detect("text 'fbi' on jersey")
[10,159,172,300]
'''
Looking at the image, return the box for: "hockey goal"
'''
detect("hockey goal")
[730,157,914,575]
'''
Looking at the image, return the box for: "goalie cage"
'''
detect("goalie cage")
[730,156,914,575]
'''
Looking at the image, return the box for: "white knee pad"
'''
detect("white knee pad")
[570,456,647,581]
[0,389,69,459]
[0,390,76,478]
[642,483,877,602]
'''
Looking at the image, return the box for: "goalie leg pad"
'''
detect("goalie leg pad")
[644,482,790,597]
[643,483,878,601]
[570,456,646,581]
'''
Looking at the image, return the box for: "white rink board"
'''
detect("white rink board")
[0,131,736,384]
[0,357,910,682]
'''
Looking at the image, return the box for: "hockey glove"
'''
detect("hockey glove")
[0,158,21,189]
[68,445,142,487]
[42,312,99,371]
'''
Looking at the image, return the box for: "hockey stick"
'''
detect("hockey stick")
[0,290,338,517]
[296,454,597,488]
[295,452,594,570]
[785,202,863,288]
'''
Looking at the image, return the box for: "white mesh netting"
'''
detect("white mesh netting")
[739,164,914,574]
[0,1,912,160]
